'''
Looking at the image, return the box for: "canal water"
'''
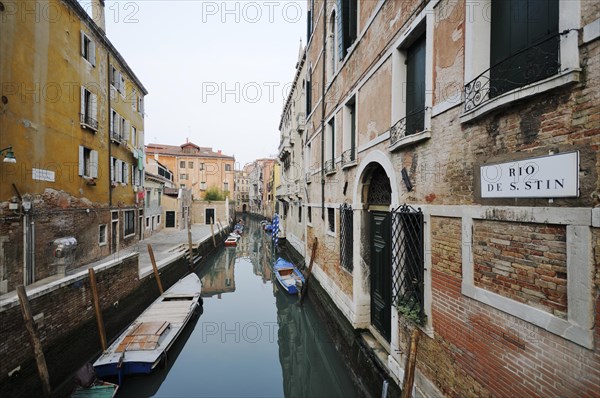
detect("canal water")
[116,219,358,397]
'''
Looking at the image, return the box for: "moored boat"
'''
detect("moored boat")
[224,236,238,246]
[93,273,201,380]
[273,258,305,294]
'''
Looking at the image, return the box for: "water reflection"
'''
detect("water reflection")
[116,218,357,397]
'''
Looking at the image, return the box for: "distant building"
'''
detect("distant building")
[146,142,235,201]
[245,158,277,218]
[234,169,250,213]
[143,158,175,237]
[0,0,147,293]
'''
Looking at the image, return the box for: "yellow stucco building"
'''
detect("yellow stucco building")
[0,0,147,292]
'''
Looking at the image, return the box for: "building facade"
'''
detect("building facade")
[234,169,250,213]
[145,142,235,201]
[246,158,278,218]
[143,157,175,237]
[0,0,147,293]
[289,0,600,396]
[277,43,308,255]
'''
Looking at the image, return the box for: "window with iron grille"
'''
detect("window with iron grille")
[124,210,135,237]
[339,203,353,272]
[391,205,425,324]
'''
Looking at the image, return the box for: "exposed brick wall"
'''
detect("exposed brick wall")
[473,220,568,318]
[430,217,462,278]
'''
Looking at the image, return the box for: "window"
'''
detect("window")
[110,109,124,141]
[224,181,229,192]
[80,31,96,66]
[138,96,144,114]
[199,163,205,171]
[489,0,559,98]
[131,126,137,147]
[225,164,232,172]
[145,190,151,207]
[180,161,186,168]
[157,215,161,224]
[200,181,206,190]
[121,162,129,184]
[306,70,312,115]
[78,146,98,179]
[180,173,188,180]
[307,206,312,224]
[298,206,302,223]
[146,217,150,228]
[405,35,426,136]
[123,210,135,237]
[338,0,358,60]
[342,97,356,165]
[110,157,120,182]
[119,74,126,95]
[327,207,335,233]
[157,190,162,206]
[340,204,353,271]
[110,65,124,92]
[80,87,98,131]
[188,161,194,168]
[462,0,577,119]
[307,0,314,42]
[99,225,107,245]
[325,118,335,173]
[327,10,338,82]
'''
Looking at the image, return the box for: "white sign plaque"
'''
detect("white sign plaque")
[32,168,56,182]
[480,152,579,198]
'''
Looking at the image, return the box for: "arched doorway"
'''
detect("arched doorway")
[364,164,392,341]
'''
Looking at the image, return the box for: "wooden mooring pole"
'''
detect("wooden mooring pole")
[187,209,194,269]
[88,268,107,352]
[401,328,421,398]
[16,285,52,398]
[299,237,318,305]
[210,218,216,247]
[147,244,164,294]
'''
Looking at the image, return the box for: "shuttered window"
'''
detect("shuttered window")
[80,87,98,131]
[78,146,98,179]
[80,31,95,66]
[405,35,426,136]
[337,0,358,60]
[490,0,559,97]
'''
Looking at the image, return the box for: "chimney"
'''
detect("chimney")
[92,0,106,33]
[218,150,222,156]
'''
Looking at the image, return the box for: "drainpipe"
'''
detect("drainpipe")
[108,52,112,207]
[321,2,327,220]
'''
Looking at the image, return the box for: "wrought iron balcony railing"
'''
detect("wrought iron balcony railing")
[341,148,356,166]
[390,108,427,147]
[79,113,98,131]
[324,159,335,174]
[464,33,562,113]
[110,130,122,143]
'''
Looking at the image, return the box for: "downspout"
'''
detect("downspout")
[107,52,112,207]
[321,2,327,220]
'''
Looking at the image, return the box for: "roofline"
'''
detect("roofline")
[278,50,306,131]
[63,0,148,95]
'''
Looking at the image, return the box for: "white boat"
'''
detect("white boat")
[93,273,201,380]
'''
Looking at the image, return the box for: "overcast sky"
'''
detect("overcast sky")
[84,1,306,167]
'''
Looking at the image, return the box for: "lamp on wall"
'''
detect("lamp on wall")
[0,146,16,163]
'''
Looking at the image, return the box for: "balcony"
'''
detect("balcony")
[79,113,98,131]
[389,108,431,151]
[324,159,335,175]
[464,33,562,114]
[110,130,122,144]
[296,113,306,132]
[341,148,356,169]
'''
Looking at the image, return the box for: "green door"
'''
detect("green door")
[370,210,392,341]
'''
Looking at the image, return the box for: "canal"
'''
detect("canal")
[116,218,359,397]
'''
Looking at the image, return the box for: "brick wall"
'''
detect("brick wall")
[307,225,353,297]
[473,220,568,318]
[402,218,600,397]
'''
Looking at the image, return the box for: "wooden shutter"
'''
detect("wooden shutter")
[110,157,114,181]
[90,93,97,123]
[124,162,129,184]
[110,110,114,134]
[80,31,85,57]
[337,0,344,60]
[78,146,85,176]
[123,120,130,141]
[80,86,86,116]
[90,150,98,178]
[90,39,96,66]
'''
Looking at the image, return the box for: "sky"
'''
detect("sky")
[82,0,306,167]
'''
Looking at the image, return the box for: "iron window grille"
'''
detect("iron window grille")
[391,204,425,325]
[390,107,428,147]
[324,159,335,174]
[339,203,353,272]
[464,32,563,113]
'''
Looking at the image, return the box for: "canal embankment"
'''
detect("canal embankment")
[0,223,228,398]
[278,239,402,398]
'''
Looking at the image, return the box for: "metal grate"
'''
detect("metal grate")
[391,204,425,325]
[324,159,335,174]
[390,108,427,146]
[341,148,356,166]
[339,203,353,272]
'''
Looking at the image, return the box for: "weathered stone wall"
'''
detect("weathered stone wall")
[473,220,568,318]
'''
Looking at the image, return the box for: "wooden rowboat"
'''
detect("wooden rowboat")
[273,258,305,295]
[93,273,201,381]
